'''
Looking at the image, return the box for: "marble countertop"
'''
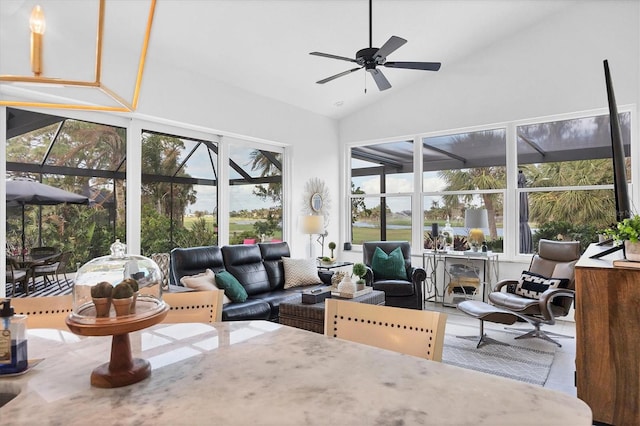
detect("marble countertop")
[1,321,591,425]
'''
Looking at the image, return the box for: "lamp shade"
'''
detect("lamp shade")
[464,209,489,229]
[301,215,324,234]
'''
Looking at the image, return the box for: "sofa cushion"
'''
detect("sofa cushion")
[170,246,225,286]
[515,271,569,300]
[222,299,271,321]
[371,247,407,280]
[180,269,231,304]
[253,290,302,319]
[215,271,249,303]
[259,242,291,290]
[282,258,322,289]
[222,245,272,295]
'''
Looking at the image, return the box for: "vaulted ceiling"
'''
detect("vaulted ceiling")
[1,1,574,119]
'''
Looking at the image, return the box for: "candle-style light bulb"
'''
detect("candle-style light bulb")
[29,5,46,34]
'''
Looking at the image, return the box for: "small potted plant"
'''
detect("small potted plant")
[120,277,139,313]
[112,281,134,316]
[91,281,113,317]
[328,242,337,260]
[603,215,640,261]
[352,262,367,290]
[321,256,333,266]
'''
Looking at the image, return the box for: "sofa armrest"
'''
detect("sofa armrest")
[364,266,374,286]
[410,267,426,306]
[493,279,519,293]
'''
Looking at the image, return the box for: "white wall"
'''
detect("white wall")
[339,1,640,142]
[133,63,342,257]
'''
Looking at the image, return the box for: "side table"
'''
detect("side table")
[279,289,385,334]
[316,260,354,270]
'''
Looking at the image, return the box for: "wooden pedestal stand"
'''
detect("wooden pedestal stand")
[66,297,169,388]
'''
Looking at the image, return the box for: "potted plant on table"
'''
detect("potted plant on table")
[603,215,640,261]
[321,256,333,266]
[328,242,337,260]
[352,262,367,291]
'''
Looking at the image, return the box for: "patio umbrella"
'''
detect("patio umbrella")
[6,178,90,254]
[518,171,533,254]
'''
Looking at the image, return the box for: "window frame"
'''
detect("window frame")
[344,106,637,261]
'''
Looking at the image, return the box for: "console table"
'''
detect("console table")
[575,244,640,425]
[1,321,591,425]
[423,251,499,307]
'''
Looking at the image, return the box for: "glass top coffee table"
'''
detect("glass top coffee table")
[279,289,385,334]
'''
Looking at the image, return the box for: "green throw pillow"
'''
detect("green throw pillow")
[371,246,407,280]
[215,271,248,303]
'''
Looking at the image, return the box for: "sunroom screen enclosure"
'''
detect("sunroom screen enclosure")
[6,108,283,267]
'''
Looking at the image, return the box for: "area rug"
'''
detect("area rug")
[442,334,556,386]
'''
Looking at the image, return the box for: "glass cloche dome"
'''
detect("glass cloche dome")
[70,239,164,324]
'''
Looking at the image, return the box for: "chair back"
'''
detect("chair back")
[529,239,581,313]
[324,299,447,361]
[11,295,73,330]
[162,289,224,324]
[150,253,170,290]
[30,246,58,258]
[57,251,72,273]
[362,241,412,276]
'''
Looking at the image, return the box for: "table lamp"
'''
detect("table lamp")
[465,209,489,251]
[301,215,324,258]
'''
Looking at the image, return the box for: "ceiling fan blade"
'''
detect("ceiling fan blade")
[374,36,407,60]
[367,68,391,91]
[384,61,442,71]
[316,67,362,84]
[310,52,358,63]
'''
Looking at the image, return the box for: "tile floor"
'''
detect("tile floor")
[427,302,577,396]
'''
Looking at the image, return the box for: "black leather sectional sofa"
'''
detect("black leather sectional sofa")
[169,242,330,321]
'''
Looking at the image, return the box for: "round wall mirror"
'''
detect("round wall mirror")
[311,193,323,212]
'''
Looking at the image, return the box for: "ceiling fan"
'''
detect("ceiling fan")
[310,0,441,91]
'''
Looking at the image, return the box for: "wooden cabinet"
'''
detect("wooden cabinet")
[575,244,640,425]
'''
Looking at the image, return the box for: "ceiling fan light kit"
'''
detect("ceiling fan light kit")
[310,0,441,91]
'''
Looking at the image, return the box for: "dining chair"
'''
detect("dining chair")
[6,256,30,296]
[11,295,73,330]
[162,289,224,324]
[324,299,447,361]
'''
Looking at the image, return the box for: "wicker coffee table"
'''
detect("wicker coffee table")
[279,290,385,334]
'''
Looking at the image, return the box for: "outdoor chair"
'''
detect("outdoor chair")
[362,241,425,310]
[151,253,170,291]
[53,251,72,287]
[31,252,63,290]
[6,256,30,296]
[162,290,224,324]
[324,299,447,361]
[488,239,581,346]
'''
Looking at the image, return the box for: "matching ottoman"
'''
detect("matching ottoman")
[457,300,519,348]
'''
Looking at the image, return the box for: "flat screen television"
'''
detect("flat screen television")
[591,59,631,259]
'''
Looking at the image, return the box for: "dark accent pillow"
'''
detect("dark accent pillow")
[371,246,407,280]
[515,271,569,300]
[215,271,248,303]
